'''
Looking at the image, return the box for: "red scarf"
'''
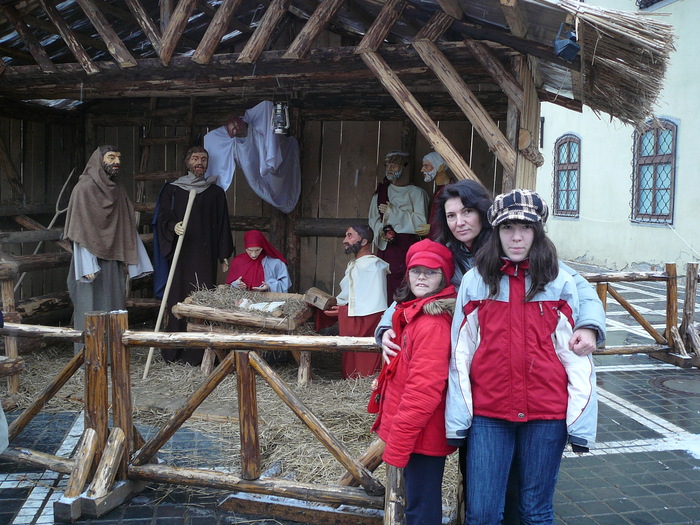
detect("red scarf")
[226,230,286,287]
[367,285,456,413]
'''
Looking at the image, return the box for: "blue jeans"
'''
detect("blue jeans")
[464,416,567,525]
[404,453,446,525]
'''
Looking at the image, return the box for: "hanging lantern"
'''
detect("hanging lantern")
[272,102,290,135]
[553,22,580,62]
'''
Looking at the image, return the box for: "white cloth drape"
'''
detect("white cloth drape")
[204,101,301,214]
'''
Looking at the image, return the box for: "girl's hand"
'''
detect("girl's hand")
[569,328,597,356]
[325,305,339,318]
[381,328,400,364]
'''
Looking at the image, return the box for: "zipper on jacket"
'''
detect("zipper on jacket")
[514,263,519,276]
[539,302,544,316]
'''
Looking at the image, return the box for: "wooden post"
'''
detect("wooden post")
[596,282,607,349]
[607,285,666,344]
[84,312,110,472]
[1,278,19,394]
[236,351,261,480]
[297,351,311,387]
[59,432,97,505]
[383,465,405,525]
[108,311,133,479]
[680,262,698,350]
[131,349,237,466]
[86,427,126,499]
[665,263,678,347]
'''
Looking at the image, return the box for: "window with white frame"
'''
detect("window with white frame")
[553,134,580,217]
[631,119,676,224]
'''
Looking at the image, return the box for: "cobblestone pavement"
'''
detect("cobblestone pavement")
[2,266,699,525]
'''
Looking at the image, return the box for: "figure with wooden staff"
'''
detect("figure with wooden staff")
[369,151,429,302]
[154,146,234,366]
[64,146,153,353]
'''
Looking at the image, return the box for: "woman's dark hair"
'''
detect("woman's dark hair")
[434,180,493,255]
[474,220,559,302]
[394,271,447,303]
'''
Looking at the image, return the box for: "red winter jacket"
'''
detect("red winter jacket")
[372,286,458,468]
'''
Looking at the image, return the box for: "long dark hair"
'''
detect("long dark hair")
[435,180,493,256]
[474,220,559,301]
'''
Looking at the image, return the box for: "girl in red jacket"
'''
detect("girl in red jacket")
[369,239,458,525]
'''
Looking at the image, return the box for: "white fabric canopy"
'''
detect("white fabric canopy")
[204,101,301,214]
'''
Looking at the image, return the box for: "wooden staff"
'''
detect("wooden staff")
[143,189,197,379]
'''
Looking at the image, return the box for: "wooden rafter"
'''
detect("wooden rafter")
[192,0,244,64]
[2,5,57,73]
[435,0,463,20]
[463,39,524,114]
[283,0,346,59]
[500,0,542,87]
[354,0,406,54]
[160,0,173,34]
[75,0,137,68]
[415,11,454,42]
[38,0,100,75]
[359,50,479,182]
[159,0,198,65]
[413,39,517,177]
[237,0,293,64]
[123,0,162,55]
[0,43,35,63]
[22,12,108,52]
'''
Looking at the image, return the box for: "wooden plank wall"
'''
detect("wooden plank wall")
[297,119,503,295]
[0,116,78,301]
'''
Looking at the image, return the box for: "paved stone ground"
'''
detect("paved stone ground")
[1,266,699,525]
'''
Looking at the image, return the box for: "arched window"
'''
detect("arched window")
[553,134,580,217]
[632,119,677,224]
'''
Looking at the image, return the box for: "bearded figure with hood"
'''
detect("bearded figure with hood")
[368,151,428,302]
[64,146,153,352]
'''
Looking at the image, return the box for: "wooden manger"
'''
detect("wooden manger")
[171,286,317,383]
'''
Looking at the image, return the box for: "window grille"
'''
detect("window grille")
[552,135,580,217]
[631,119,676,224]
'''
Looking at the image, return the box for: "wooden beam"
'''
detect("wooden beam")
[359,50,479,182]
[192,0,244,64]
[237,0,293,64]
[435,0,463,20]
[159,0,198,65]
[76,0,137,68]
[22,12,108,53]
[283,0,346,59]
[500,0,542,88]
[123,0,162,55]
[414,11,454,42]
[412,40,516,177]
[160,0,173,33]
[354,0,406,55]
[0,43,34,63]
[37,0,100,75]
[463,39,524,114]
[2,5,57,73]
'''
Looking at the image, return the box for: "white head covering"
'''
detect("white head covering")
[422,152,445,182]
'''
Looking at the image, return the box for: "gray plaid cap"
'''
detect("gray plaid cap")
[487,189,549,227]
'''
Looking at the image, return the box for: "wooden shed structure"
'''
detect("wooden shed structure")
[0,0,674,307]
